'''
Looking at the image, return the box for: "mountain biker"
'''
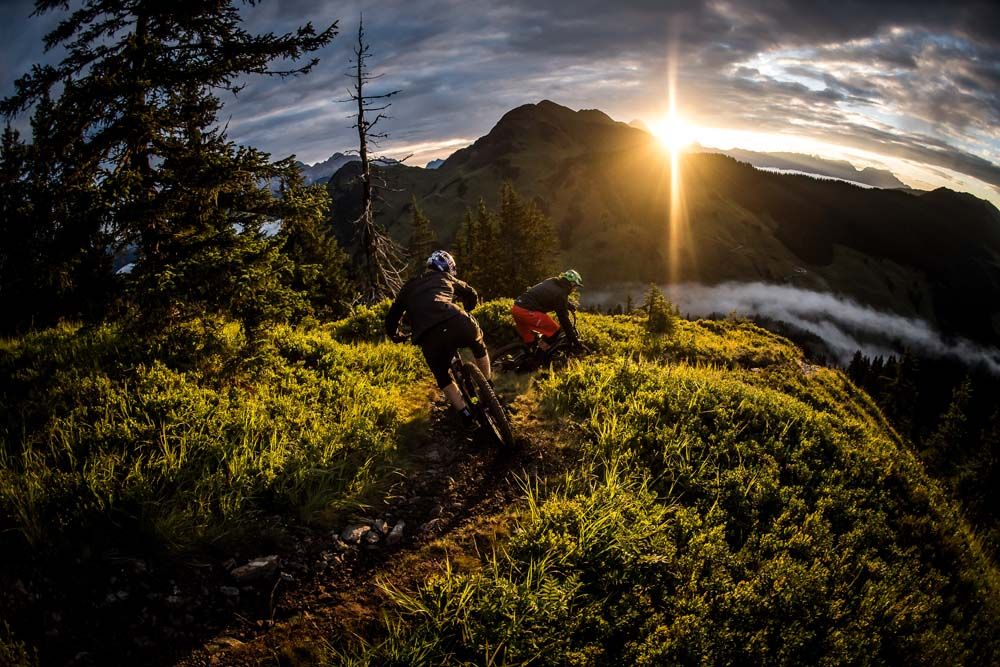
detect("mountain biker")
[385,250,491,428]
[511,269,585,357]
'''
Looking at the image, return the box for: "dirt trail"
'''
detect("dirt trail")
[173,393,559,666]
[2,384,556,666]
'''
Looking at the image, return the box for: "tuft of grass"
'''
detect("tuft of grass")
[0,622,36,667]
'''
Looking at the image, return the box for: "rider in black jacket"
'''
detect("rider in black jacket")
[385,250,491,425]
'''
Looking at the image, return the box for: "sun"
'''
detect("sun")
[650,114,694,153]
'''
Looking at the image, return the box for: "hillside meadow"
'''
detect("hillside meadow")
[1,303,997,664]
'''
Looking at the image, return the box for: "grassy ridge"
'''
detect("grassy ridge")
[0,314,429,552]
[2,304,997,664]
[342,310,1000,665]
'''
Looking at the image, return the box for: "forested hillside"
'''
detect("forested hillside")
[329,101,1000,345]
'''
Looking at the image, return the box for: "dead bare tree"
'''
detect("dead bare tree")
[343,15,407,301]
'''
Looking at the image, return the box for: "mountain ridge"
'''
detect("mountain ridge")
[294,152,359,184]
[328,100,1000,345]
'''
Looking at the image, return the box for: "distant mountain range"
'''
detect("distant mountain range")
[327,100,1000,345]
[701,147,907,189]
[294,153,359,185]
[293,153,448,183]
[298,126,904,190]
[625,118,906,189]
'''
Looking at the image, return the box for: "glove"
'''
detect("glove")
[390,332,408,343]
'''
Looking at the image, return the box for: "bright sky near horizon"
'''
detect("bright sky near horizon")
[2,0,999,206]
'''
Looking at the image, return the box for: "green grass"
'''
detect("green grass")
[337,306,1000,666]
[0,312,430,551]
[3,302,998,664]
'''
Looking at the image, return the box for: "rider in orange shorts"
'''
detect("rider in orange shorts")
[511,269,584,355]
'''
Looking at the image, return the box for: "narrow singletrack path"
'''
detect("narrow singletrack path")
[176,390,562,666]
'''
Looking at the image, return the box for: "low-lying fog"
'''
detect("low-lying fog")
[585,282,1000,374]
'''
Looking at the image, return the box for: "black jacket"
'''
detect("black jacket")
[515,277,579,343]
[385,271,479,342]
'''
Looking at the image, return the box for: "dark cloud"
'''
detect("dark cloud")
[1,0,998,196]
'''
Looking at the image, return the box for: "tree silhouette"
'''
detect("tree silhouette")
[455,183,559,298]
[406,196,436,277]
[342,16,407,301]
[1,0,337,331]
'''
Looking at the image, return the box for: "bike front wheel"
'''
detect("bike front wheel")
[463,362,515,448]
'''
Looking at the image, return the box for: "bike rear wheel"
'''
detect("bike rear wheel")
[491,341,531,373]
[462,362,515,448]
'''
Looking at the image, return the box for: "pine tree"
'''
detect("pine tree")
[277,169,352,320]
[885,351,920,441]
[847,350,868,385]
[497,182,558,295]
[407,196,436,277]
[454,199,500,296]
[470,198,501,294]
[642,284,679,335]
[2,1,337,331]
[452,184,558,298]
[454,208,476,274]
[924,377,973,475]
[2,93,112,329]
[0,126,34,330]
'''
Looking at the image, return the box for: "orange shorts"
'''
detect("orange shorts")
[511,304,560,343]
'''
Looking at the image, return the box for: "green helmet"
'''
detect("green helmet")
[560,269,583,287]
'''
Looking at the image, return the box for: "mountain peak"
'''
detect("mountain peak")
[442,100,650,171]
[295,152,360,184]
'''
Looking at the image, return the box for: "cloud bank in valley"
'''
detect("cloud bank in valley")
[586,282,1000,374]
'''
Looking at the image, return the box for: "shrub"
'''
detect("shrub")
[642,284,679,335]
[331,301,392,343]
[0,622,35,667]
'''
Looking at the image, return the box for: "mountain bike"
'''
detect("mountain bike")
[395,318,515,448]
[491,310,588,374]
[450,350,515,448]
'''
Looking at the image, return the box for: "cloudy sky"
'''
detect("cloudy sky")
[2,0,999,205]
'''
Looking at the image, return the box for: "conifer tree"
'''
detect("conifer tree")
[885,352,920,441]
[496,182,558,295]
[924,377,973,474]
[0,126,34,330]
[847,350,868,385]
[454,198,501,296]
[277,169,352,320]
[470,198,501,293]
[1,94,111,329]
[342,16,406,300]
[406,196,436,277]
[456,184,559,298]
[2,1,337,331]
[454,208,476,273]
[642,284,679,335]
